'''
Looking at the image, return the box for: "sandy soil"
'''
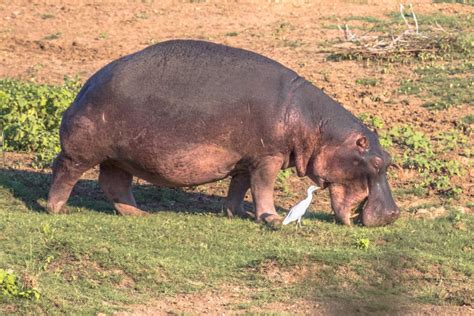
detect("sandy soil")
[1,0,473,314]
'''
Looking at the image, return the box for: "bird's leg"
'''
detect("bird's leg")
[297,217,302,228]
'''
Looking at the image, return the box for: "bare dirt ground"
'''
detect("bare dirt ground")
[1,0,473,314]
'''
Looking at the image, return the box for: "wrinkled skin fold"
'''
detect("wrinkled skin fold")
[325,143,399,226]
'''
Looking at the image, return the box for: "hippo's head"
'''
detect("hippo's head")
[304,130,400,227]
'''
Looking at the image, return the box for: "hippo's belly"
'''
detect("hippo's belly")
[110,143,243,187]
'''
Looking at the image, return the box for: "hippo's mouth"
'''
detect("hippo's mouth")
[351,197,368,222]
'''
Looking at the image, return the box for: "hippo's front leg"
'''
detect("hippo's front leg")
[249,156,283,224]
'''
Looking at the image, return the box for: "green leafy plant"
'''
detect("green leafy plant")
[276,169,293,194]
[357,114,466,199]
[387,125,464,198]
[0,269,40,301]
[0,78,81,167]
[354,236,370,250]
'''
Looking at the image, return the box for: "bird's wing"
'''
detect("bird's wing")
[283,200,310,225]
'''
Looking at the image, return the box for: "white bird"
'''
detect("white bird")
[283,185,320,227]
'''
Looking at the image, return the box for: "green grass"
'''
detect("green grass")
[0,169,472,314]
[433,0,474,6]
[463,114,474,124]
[225,31,239,37]
[343,15,383,23]
[399,63,473,110]
[355,77,378,86]
[43,32,61,41]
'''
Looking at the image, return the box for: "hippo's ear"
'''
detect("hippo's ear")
[356,136,369,152]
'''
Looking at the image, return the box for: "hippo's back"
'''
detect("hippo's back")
[60,40,304,176]
[85,40,297,111]
[68,40,300,139]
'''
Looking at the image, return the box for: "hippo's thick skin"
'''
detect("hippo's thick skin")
[48,40,399,226]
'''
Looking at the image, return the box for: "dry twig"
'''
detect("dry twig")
[327,4,457,60]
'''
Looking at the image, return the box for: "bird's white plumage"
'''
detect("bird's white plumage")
[283,185,320,226]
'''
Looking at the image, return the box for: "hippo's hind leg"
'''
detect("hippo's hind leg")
[98,162,147,216]
[47,152,93,214]
[225,172,251,218]
[249,156,283,224]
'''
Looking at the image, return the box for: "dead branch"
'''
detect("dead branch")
[409,3,419,34]
[327,3,456,60]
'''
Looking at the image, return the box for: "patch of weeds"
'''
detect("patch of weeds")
[433,0,473,4]
[134,11,148,20]
[358,114,466,199]
[43,32,61,40]
[0,269,40,301]
[0,78,82,167]
[398,63,473,110]
[274,22,293,35]
[355,77,378,86]
[276,169,292,195]
[225,31,238,37]
[353,235,370,250]
[435,130,468,151]
[323,24,367,31]
[448,210,463,224]
[344,15,383,23]
[98,32,108,40]
[40,13,55,20]
[462,114,474,124]
[281,39,303,48]
[386,125,464,198]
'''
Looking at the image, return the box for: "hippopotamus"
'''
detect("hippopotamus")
[47,39,400,226]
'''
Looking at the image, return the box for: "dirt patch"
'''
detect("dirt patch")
[116,287,474,315]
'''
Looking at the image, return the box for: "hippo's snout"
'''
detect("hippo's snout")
[361,196,400,227]
[362,206,400,227]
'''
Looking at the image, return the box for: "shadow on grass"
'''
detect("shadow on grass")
[0,168,334,222]
[306,211,335,223]
[0,167,235,215]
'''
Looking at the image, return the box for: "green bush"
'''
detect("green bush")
[0,78,81,167]
[387,125,464,198]
[359,114,466,199]
[0,269,40,301]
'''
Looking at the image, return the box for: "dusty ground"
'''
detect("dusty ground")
[1,0,473,314]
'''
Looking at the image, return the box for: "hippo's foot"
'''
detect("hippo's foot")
[113,203,148,216]
[225,173,251,218]
[257,212,283,228]
[224,202,255,219]
[99,162,148,216]
[334,210,352,226]
[47,200,70,214]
